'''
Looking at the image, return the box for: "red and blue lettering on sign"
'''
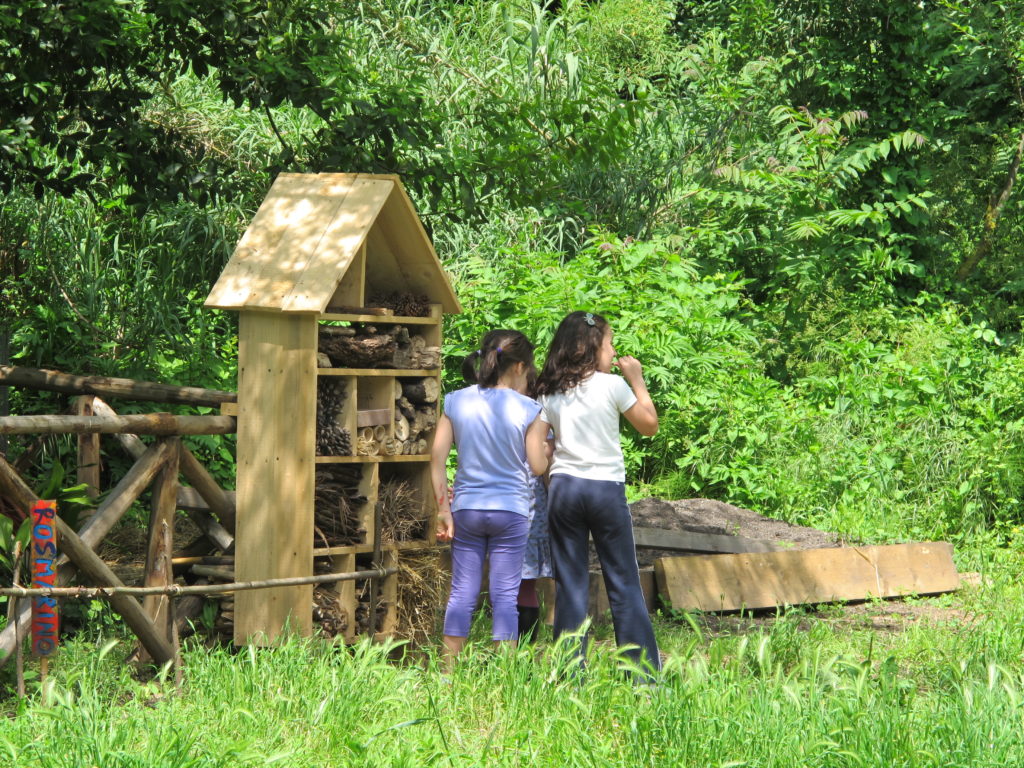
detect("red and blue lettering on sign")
[30,500,59,657]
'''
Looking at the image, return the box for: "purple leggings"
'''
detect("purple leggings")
[443,509,529,641]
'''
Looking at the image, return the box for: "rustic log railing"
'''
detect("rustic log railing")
[0,413,236,435]
[0,452,179,666]
[0,365,391,678]
[0,365,236,407]
[0,365,241,672]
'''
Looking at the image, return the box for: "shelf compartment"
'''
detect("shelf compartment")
[313,463,378,550]
[318,368,437,377]
[320,312,439,325]
[377,463,437,547]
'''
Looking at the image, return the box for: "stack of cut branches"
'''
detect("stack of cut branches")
[354,580,389,635]
[314,466,366,547]
[379,478,426,543]
[393,377,439,455]
[313,559,348,637]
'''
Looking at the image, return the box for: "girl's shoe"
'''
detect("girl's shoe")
[517,606,540,643]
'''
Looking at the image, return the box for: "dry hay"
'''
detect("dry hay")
[394,550,448,646]
[314,466,366,547]
[379,478,427,543]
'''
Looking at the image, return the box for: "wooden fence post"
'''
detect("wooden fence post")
[74,396,101,501]
[143,438,179,660]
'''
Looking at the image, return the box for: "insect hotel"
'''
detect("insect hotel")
[204,172,460,645]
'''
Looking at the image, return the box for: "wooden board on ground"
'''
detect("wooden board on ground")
[655,542,958,612]
[588,569,659,618]
[633,526,779,554]
[535,571,658,625]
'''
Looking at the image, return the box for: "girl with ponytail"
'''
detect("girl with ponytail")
[431,329,548,665]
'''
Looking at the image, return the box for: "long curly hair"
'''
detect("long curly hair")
[535,311,609,396]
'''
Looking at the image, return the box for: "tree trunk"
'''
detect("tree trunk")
[956,129,1024,281]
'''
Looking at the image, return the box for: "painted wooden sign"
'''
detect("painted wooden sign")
[30,500,59,657]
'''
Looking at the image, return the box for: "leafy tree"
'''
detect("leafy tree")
[0,0,339,204]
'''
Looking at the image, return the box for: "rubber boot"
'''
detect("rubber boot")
[517,606,540,643]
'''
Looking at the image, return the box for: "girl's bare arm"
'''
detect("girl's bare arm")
[525,414,550,476]
[430,414,455,541]
[616,356,659,436]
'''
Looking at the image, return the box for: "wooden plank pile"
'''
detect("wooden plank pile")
[654,542,959,612]
[578,514,960,618]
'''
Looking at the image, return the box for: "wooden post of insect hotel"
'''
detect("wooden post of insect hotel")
[204,173,460,645]
[30,500,59,682]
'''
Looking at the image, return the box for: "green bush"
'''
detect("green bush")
[445,229,1024,545]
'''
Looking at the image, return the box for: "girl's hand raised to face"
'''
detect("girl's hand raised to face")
[614,355,644,383]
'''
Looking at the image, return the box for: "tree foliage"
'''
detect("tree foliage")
[3,0,1024,546]
[0,0,338,202]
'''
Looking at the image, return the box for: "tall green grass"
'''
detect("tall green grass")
[3,559,1023,767]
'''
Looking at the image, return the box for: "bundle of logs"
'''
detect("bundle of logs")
[392,377,438,455]
[313,465,367,547]
[318,324,440,370]
[316,378,352,456]
[353,377,438,457]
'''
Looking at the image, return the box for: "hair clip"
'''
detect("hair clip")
[496,346,504,356]
[474,349,483,357]
[584,313,596,326]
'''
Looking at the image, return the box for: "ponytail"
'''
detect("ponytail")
[462,330,536,388]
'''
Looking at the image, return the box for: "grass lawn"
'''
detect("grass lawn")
[2,547,1023,767]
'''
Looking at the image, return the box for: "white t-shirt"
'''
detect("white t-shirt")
[539,372,637,482]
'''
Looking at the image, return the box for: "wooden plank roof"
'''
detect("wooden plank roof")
[205,173,460,314]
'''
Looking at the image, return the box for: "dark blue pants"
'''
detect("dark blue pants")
[547,474,661,673]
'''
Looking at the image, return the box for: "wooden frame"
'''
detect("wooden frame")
[233,312,317,644]
[206,173,459,645]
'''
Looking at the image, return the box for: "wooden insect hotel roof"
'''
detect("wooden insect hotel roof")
[204,172,460,314]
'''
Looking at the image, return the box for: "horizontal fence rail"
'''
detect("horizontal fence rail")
[0,414,236,435]
[1,567,399,598]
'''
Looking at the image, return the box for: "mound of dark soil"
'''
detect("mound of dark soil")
[619,497,841,568]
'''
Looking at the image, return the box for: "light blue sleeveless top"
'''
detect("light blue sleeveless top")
[443,385,542,517]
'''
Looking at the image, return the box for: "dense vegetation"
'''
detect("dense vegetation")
[3,4,1024,763]
[3,0,1024,554]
